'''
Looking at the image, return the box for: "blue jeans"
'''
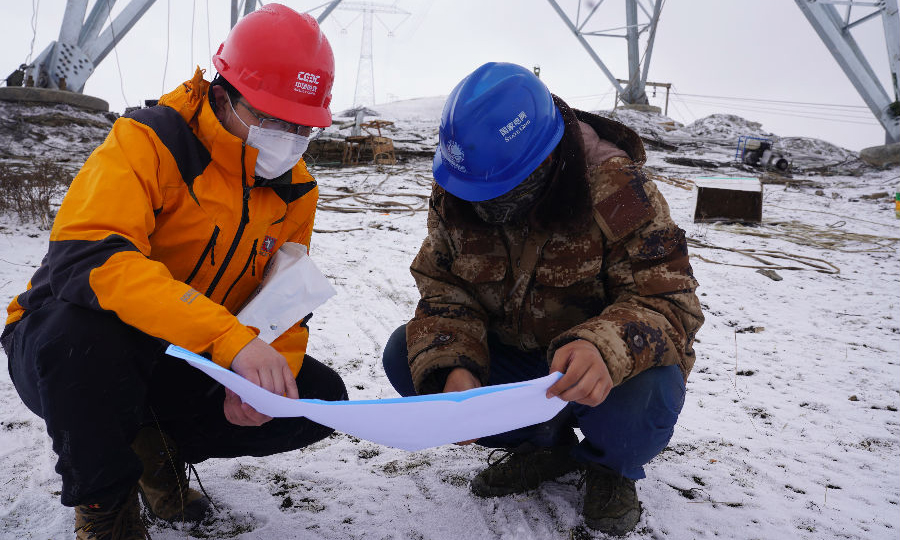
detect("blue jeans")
[382,324,685,479]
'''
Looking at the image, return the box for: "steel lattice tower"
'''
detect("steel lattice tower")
[331,2,409,108]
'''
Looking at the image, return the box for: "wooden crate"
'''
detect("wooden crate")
[693,177,762,223]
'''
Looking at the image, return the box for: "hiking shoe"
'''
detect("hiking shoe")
[470,445,581,497]
[132,426,211,524]
[74,485,149,540]
[582,465,641,536]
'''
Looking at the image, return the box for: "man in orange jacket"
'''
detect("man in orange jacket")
[1,5,345,539]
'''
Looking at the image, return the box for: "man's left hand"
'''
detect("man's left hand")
[224,387,270,426]
[546,339,613,407]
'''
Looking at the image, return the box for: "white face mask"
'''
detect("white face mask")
[228,97,310,179]
[246,127,309,179]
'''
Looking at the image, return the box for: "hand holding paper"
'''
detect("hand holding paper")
[443,367,482,445]
[226,338,298,426]
[547,339,613,407]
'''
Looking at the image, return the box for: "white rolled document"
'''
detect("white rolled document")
[237,242,336,343]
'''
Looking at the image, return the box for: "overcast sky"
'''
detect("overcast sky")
[1,0,893,151]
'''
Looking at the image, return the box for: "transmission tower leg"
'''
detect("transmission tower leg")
[795,0,899,143]
[622,0,647,104]
[883,0,900,134]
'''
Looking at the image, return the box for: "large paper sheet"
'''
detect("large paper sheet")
[237,243,336,343]
[166,345,567,451]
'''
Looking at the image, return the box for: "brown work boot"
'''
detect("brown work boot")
[470,445,582,497]
[74,485,149,540]
[582,465,642,536]
[132,426,211,524]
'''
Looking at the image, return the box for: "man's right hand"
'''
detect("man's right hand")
[225,338,299,426]
[443,367,481,445]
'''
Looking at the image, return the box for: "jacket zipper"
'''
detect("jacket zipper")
[205,145,252,299]
[185,226,220,285]
[221,238,258,306]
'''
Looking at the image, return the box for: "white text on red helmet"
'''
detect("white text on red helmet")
[297,72,321,84]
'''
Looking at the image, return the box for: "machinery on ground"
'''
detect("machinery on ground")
[735,136,791,172]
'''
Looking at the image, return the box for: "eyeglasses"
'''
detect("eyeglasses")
[236,99,313,137]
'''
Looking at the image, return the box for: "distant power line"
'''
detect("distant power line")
[674,96,874,120]
[670,94,879,127]
[682,99,877,124]
[672,92,870,111]
[564,86,877,128]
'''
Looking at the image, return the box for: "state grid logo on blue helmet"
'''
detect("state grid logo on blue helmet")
[444,140,466,173]
[433,62,564,202]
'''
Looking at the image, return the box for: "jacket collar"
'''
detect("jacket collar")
[158,68,314,188]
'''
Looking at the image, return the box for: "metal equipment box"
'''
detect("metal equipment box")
[693,177,763,223]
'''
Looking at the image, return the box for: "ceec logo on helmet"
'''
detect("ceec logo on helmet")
[295,71,320,96]
[445,140,467,173]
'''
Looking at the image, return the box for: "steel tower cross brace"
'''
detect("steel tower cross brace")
[795,0,900,143]
[546,0,664,105]
[25,0,157,93]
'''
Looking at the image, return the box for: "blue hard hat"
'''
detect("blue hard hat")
[433,62,565,202]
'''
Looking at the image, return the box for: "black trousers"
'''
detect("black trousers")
[3,300,347,507]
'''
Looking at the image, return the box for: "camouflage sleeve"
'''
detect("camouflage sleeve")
[406,200,491,395]
[547,160,704,385]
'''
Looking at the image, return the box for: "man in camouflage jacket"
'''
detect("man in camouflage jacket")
[382,62,703,535]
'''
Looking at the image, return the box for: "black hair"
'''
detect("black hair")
[209,73,241,111]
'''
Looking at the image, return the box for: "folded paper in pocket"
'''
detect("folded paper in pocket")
[237,242,336,343]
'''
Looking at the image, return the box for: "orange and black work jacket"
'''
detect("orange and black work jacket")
[4,69,319,375]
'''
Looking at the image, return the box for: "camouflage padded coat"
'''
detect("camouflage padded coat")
[406,97,704,395]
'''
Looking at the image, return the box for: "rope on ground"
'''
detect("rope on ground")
[687,238,841,274]
[645,172,694,191]
[312,227,364,233]
[316,171,431,215]
[766,204,897,228]
[708,221,900,254]
[317,190,429,214]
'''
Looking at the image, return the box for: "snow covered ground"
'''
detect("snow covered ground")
[0,103,898,539]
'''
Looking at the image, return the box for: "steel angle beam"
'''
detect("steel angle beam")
[59,0,90,44]
[546,0,664,105]
[230,0,258,28]
[81,0,156,80]
[78,0,116,48]
[795,0,900,143]
[882,0,900,114]
[315,0,346,23]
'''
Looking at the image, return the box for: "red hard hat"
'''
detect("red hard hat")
[212,3,335,127]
